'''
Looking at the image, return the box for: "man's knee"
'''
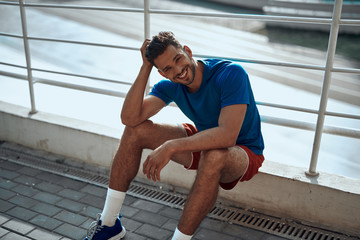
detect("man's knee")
[122,120,154,145]
[198,149,227,174]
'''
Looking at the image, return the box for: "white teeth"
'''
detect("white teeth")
[179,68,187,79]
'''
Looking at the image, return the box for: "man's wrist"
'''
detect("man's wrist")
[163,140,178,156]
[141,63,153,71]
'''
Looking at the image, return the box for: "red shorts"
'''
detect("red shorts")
[182,123,264,190]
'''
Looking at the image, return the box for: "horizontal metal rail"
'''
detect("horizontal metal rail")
[261,115,360,139]
[3,69,359,139]
[195,53,360,74]
[150,9,360,25]
[35,78,127,98]
[2,68,359,122]
[256,101,360,120]
[31,68,133,86]
[1,1,360,26]
[1,32,360,74]
[0,32,23,39]
[341,19,360,25]
[0,70,128,98]
[0,67,132,86]
[20,2,145,13]
[0,62,26,69]
[0,0,18,6]
[0,1,144,12]
[28,36,139,51]
[0,70,27,81]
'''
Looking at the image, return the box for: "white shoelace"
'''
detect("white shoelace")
[86,214,103,240]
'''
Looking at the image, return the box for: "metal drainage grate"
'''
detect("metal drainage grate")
[128,183,187,209]
[0,145,358,240]
[208,205,356,240]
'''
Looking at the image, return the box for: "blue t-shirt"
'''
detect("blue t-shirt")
[149,59,264,155]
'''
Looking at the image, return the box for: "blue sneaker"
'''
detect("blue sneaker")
[84,214,126,240]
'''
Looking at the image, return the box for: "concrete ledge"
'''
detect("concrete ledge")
[1,101,359,236]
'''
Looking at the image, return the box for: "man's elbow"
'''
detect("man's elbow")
[120,113,139,127]
[121,119,134,127]
[121,119,140,128]
[227,133,238,147]
[220,127,239,147]
[228,138,237,147]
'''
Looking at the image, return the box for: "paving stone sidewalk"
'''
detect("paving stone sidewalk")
[0,143,286,240]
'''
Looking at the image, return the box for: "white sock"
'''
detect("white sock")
[100,188,126,227]
[171,227,193,240]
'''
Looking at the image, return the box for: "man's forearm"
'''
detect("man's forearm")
[165,126,238,156]
[165,104,246,156]
[121,64,152,125]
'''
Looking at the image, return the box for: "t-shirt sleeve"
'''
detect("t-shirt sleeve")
[219,64,250,108]
[149,80,174,106]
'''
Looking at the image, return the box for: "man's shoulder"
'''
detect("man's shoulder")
[204,59,244,73]
[154,79,176,88]
[204,59,247,82]
[204,58,231,68]
[151,79,180,95]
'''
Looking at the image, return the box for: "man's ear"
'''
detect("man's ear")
[183,45,192,57]
[158,69,167,78]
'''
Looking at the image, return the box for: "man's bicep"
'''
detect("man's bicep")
[142,95,167,119]
[219,104,247,134]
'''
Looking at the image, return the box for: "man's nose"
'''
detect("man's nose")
[174,65,182,76]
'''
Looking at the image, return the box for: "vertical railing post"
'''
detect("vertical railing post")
[144,0,151,95]
[19,0,37,114]
[306,0,343,177]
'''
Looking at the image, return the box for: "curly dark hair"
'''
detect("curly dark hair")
[145,31,182,67]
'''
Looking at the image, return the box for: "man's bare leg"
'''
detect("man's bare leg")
[108,125,146,192]
[109,120,192,192]
[177,147,248,236]
[100,120,192,226]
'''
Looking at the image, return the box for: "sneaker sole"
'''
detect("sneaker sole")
[108,227,126,240]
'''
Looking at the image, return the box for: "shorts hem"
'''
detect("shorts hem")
[236,146,249,182]
[181,123,264,190]
[180,123,194,170]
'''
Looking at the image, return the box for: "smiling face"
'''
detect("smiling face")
[155,45,197,87]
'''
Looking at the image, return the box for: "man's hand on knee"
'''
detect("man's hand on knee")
[142,143,172,182]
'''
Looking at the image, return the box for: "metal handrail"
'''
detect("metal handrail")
[256,101,360,120]
[0,0,359,176]
[2,66,359,122]
[2,0,360,25]
[261,115,360,139]
[1,67,359,122]
[195,54,360,74]
[35,78,127,98]
[2,32,360,74]
[19,0,36,114]
[2,68,360,144]
[308,0,344,176]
